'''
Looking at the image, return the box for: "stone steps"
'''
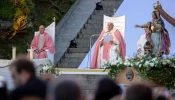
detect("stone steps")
[76,43,91,48]
[79,33,100,38]
[101,0,121,6]
[94,10,113,16]
[91,15,104,20]
[85,24,102,29]
[87,19,102,24]
[89,18,103,23]
[77,42,95,48]
[94,10,113,14]
[76,43,97,48]
[60,57,84,63]
[76,38,98,48]
[82,28,102,34]
[94,12,113,16]
[94,8,116,13]
[76,38,97,46]
[90,13,115,20]
[58,62,81,68]
[68,48,90,53]
[65,53,87,58]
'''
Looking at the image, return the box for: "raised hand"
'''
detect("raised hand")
[135,25,141,28]
[109,40,113,44]
[137,48,142,53]
[39,49,44,53]
[34,49,39,54]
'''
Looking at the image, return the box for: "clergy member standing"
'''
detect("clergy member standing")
[136,28,150,57]
[29,25,55,59]
[91,22,126,69]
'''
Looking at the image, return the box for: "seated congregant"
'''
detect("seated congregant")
[91,22,126,69]
[29,25,55,59]
[69,38,77,48]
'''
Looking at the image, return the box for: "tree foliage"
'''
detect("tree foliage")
[0,0,75,59]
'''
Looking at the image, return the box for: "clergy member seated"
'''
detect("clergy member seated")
[91,22,126,69]
[29,25,55,59]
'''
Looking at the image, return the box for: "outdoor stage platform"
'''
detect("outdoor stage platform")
[58,67,162,87]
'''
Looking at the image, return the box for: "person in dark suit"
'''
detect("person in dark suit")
[0,76,8,100]
[9,58,47,100]
[54,80,84,100]
[125,84,152,100]
[95,1,103,10]
[94,78,122,100]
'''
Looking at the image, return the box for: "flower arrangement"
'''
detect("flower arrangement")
[40,60,60,78]
[106,56,175,89]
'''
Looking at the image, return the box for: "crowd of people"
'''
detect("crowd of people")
[0,57,175,100]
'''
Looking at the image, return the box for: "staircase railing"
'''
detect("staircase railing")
[88,34,100,69]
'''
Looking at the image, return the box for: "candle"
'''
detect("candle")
[30,47,33,60]
[12,47,16,60]
[53,17,56,22]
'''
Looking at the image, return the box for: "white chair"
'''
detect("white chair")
[27,22,55,64]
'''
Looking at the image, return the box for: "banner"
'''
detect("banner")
[103,15,125,38]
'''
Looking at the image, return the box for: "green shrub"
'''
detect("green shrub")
[0,0,14,20]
